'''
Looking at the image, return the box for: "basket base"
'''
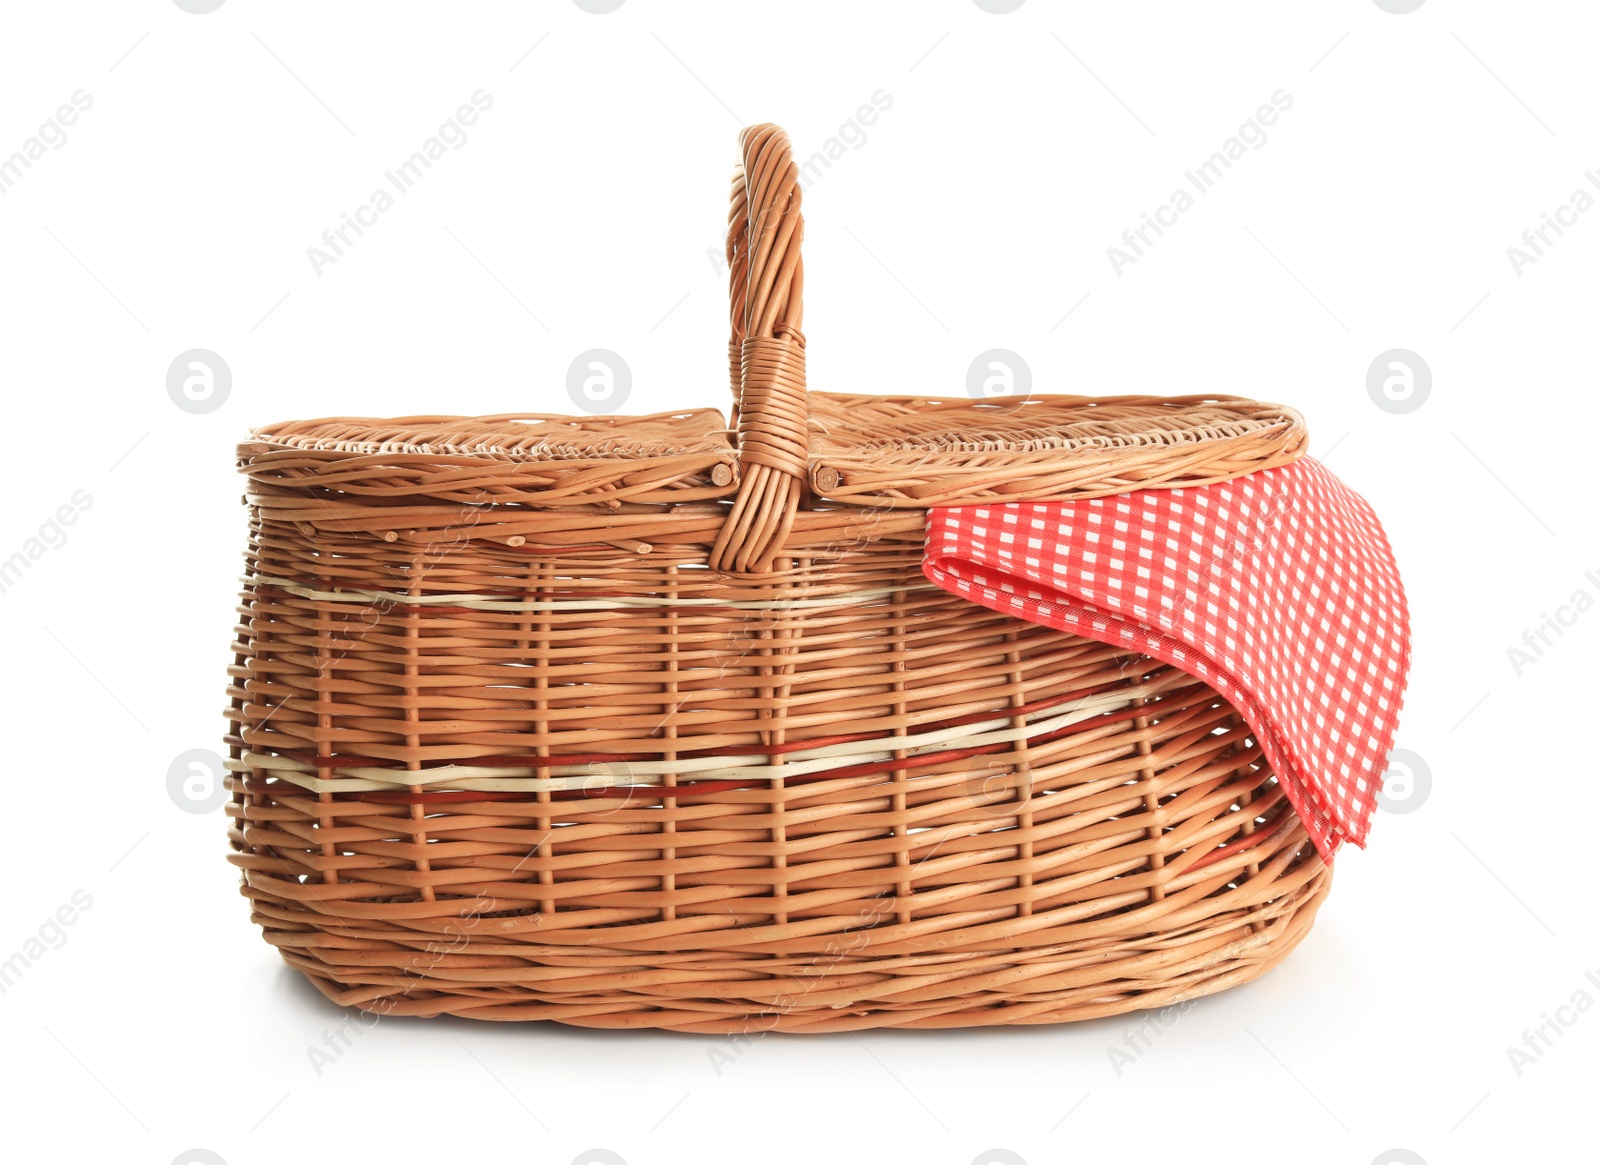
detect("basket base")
[250,860,1329,1034]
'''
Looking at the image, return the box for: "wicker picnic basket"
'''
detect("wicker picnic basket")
[226,123,1328,1033]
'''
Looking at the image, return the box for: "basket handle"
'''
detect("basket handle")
[709,123,807,573]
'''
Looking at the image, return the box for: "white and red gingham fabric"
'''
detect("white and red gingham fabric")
[922,458,1410,861]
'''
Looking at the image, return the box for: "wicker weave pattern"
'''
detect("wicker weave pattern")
[226,124,1329,1032]
[808,393,1307,506]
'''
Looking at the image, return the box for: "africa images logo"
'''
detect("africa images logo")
[307,90,494,276]
[0,90,93,196]
[1107,90,1293,275]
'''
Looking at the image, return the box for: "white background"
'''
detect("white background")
[1,2,1595,1163]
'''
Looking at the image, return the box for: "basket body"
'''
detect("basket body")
[228,124,1332,1031]
[227,397,1328,1033]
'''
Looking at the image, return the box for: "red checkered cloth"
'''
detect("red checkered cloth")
[922,458,1410,861]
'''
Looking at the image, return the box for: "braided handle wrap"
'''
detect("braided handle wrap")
[710,124,807,573]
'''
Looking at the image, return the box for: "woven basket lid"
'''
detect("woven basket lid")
[805,391,1305,507]
[240,394,1305,511]
[241,409,740,508]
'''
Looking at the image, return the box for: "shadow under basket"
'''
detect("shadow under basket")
[225,124,1329,1033]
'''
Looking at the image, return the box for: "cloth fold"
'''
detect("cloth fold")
[922,457,1409,861]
